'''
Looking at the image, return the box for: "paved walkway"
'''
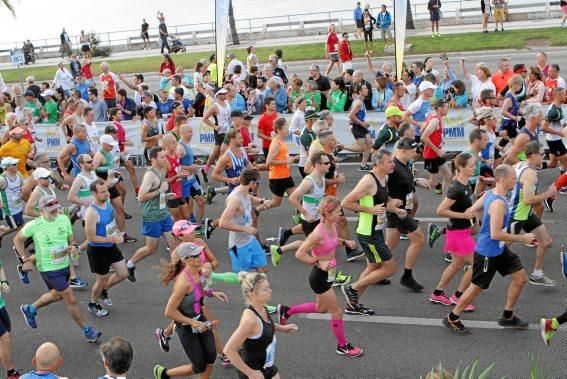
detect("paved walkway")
[0,18,562,71]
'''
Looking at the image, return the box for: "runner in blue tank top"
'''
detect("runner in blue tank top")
[442,164,534,336]
[57,125,93,183]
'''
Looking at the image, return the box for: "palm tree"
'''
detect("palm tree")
[406,0,415,29]
[1,0,15,16]
[228,0,240,45]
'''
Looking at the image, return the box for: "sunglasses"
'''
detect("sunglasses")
[319,161,332,165]
[43,199,59,207]
[250,180,259,185]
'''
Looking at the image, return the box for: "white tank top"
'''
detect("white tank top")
[217,101,232,134]
[0,172,23,214]
[226,190,254,248]
[301,175,326,221]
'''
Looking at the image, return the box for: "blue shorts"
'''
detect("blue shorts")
[5,211,24,229]
[39,267,70,292]
[0,307,11,337]
[182,179,203,201]
[141,216,174,238]
[228,238,267,273]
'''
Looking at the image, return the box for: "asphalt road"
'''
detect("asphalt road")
[5,163,567,378]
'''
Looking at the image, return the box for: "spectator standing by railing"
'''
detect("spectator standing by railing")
[492,0,506,32]
[339,32,353,71]
[59,28,72,58]
[141,18,150,49]
[158,16,170,54]
[427,0,442,37]
[376,5,393,48]
[325,24,341,77]
[353,2,364,39]
[80,30,91,59]
[481,0,491,33]
[362,8,376,54]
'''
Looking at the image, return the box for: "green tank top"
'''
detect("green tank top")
[356,173,389,236]
[95,149,115,174]
[141,168,169,222]
[510,162,534,221]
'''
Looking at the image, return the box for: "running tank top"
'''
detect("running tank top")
[516,127,539,161]
[226,190,254,248]
[88,200,117,247]
[179,140,197,185]
[226,148,248,193]
[0,172,23,214]
[145,119,160,137]
[95,149,115,175]
[509,161,535,221]
[356,173,389,236]
[301,175,325,221]
[165,152,182,197]
[422,115,443,159]
[177,268,203,319]
[77,171,97,219]
[352,99,366,124]
[216,101,232,134]
[241,306,277,371]
[70,137,91,176]
[500,91,519,130]
[311,223,339,258]
[141,168,169,222]
[476,190,510,258]
[268,140,291,179]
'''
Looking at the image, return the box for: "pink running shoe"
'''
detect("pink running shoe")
[336,343,363,357]
[429,292,452,305]
[450,293,476,312]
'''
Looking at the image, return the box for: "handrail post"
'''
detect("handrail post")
[107,32,111,46]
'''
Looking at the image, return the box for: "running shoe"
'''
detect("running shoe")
[377,278,391,285]
[127,266,137,283]
[124,212,133,220]
[442,315,472,336]
[277,227,290,247]
[498,315,529,329]
[204,218,215,240]
[540,318,557,346]
[266,305,277,314]
[543,198,554,213]
[444,253,453,263]
[400,275,423,292]
[262,244,271,256]
[219,355,232,368]
[154,365,167,379]
[206,186,216,204]
[345,303,374,315]
[123,233,137,243]
[434,183,442,194]
[346,249,365,262]
[525,239,538,248]
[154,328,171,352]
[341,285,359,308]
[400,233,408,240]
[358,164,371,172]
[449,294,476,312]
[88,302,109,317]
[200,168,208,183]
[20,304,37,329]
[332,272,351,287]
[100,289,113,306]
[427,223,441,248]
[336,342,363,357]
[276,304,290,325]
[194,226,204,236]
[429,292,452,306]
[561,249,567,279]
[529,275,557,287]
[16,265,30,285]
[84,326,102,343]
[559,186,567,195]
[189,214,197,223]
[69,277,88,289]
[270,245,282,267]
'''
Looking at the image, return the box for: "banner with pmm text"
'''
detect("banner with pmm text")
[215,0,230,86]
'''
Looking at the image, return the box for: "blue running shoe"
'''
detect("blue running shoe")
[20,304,37,329]
[189,214,197,223]
[69,277,88,289]
[561,249,567,280]
[84,326,103,342]
[17,264,30,284]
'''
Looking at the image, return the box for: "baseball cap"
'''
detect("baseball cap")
[513,64,527,74]
[33,167,52,180]
[230,110,244,118]
[172,220,198,237]
[418,81,438,92]
[215,88,228,96]
[38,195,61,212]
[475,106,496,121]
[0,157,19,168]
[176,242,204,260]
[385,106,404,118]
[9,127,25,135]
[304,109,320,121]
[99,134,118,147]
[41,89,55,97]
[397,137,418,150]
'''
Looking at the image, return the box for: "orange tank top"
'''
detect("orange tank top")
[269,139,291,179]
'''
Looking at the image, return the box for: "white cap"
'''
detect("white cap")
[33,167,52,180]
[41,89,55,97]
[418,81,438,92]
[215,88,228,96]
[99,134,118,147]
[0,157,19,168]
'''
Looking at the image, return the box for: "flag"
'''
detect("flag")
[394,0,408,81]
[215,0,230,86]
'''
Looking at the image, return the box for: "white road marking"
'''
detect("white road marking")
[345,217,559,224]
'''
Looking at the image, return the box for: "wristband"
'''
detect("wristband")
[205,289,214,298]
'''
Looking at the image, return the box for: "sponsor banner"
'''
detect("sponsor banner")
[35,107,565,158]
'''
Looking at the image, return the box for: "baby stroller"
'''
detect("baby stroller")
[168,35,186,53]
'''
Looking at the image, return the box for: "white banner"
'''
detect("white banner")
[215,0,230,86]
[394,0,408,80]
[34,108,562,159]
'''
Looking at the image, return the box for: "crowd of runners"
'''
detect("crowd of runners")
[0,38,567,377]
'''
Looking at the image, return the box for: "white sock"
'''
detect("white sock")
[531,269,543,278]
[127,260,135,269]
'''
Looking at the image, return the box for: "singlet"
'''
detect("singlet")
[145,119,160,138]
[311,222,339,258]
[88,200,117,247]
[509,161,535,221]
[268,140,291,179]
[179,140,197,186]
[516,127,539,161]
[140,168,169,222]
[70,137,91,176]
[95,149,115,175]
[84,122,100,153]
[0,172,23,214]
[357,172,389,236]
[226,148,248,193]
[476,190,510,258]
[216,101,232,134]
[351,98,366,125]
[177,268,204,319]
[500,91,519,130]
[241,306,277,371]
[227,190,254,248]
[77,171,97,218]
[301,175,326,221]
[422,114,443,159]
[299,128,317,167]
[165,152,182,197]
[545,103,563,142]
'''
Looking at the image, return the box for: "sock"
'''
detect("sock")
[286,302,317,317]
[284,229,293,238]
[28,304,37,314]
[503,309,513,319]
[403,268,412,278]
[448,312,459,321]
[556,309,567,325]
[7,369,17,376]
[211,272,239,285]
[552,318,560,329]
[82,326,89,332]
[88,301,97,306]
[433,289,444,296]
[330,318,347,346]
[163,370,171,379]
[454,290,463,298]
[531,269,543,278]
[127,260,135,269]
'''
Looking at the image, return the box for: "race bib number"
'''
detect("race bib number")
[375,213,386,230]
[105,218,118,237]
[405,192,414,210]
[50,245,68,265]
[264,337,277,368]
[159,192,166,210]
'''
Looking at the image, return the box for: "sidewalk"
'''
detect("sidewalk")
[0,18,561,71]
